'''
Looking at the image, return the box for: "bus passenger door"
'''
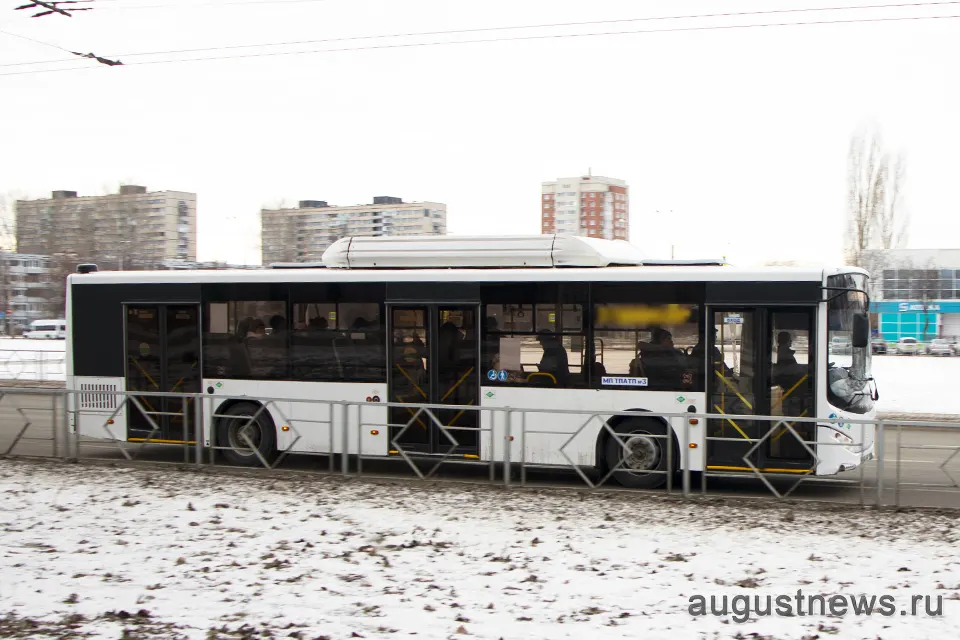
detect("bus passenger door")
[388,304,480,456]
[706,307,816,473]
[706,309,761,471]
[124,304,201,443]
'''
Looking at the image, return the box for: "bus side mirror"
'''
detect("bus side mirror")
[852,313,869,349]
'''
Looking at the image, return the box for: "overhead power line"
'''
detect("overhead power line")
[93,0,332,7]
[0,28,121,65]
[2,8,959,76]
[5,0,960,66]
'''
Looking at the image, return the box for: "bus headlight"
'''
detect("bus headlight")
[824,426,860,453]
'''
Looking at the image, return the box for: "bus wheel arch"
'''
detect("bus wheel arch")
[214,400,278,467]
[595,410,679,489]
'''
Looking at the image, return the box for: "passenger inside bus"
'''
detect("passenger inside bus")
[691,327,734,380]
[534,330,569,386]
[639,328,688,389]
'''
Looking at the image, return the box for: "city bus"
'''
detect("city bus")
[64,235,876,488]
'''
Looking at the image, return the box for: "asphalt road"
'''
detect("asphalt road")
[1,387,959,509]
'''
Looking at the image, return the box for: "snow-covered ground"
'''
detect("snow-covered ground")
[870,355,960,415]
[1,459,959,639]
[1,340,958,416]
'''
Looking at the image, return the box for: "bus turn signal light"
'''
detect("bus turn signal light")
[688,418,699,425]
[689,443,698,448]
[370,430,379,435]
[107,419,114,425]
[281,425,290,432]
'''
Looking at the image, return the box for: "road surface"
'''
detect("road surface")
[1,386,959,509]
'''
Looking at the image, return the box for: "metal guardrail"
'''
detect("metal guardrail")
[0,349,65,382]
[0,386,958,509]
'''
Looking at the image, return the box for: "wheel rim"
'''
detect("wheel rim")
[227,416,262,456]
[620,431,661,473]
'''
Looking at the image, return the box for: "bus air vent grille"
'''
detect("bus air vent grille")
[79,383,120,410]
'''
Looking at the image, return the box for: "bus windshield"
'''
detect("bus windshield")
[826,273,874,414]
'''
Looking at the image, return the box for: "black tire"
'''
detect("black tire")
[217,402,277,467]
[603,418,675,489]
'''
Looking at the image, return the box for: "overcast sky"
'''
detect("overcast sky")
[1,0,958,266]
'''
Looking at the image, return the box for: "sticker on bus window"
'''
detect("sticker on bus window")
[724,314,743,324]
[328,311,337,322]
[601,376,648,387]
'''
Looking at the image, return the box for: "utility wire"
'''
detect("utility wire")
[0,28,121,65]
[0,27,75,53]
[2,0,958,68]
[2,11,958,76]
[93,0,334,8]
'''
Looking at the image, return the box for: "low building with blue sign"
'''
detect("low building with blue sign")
[863,249,960,342]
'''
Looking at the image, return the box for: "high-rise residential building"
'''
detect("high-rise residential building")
[15,186,197,269]
[541,174,629,241]
[260,196,447,265]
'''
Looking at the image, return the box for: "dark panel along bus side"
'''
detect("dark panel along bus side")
[71,282,201,377]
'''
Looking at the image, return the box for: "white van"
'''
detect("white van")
[23,319,67,340]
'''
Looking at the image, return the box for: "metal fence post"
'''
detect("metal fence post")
[182,399,190,464]
[341,403,350,476]
[39,351,45,382]
[51,391,58,458]
[504,409,512,489]
[666,417,674,494]
[356,403,363,477]
[194,394,203,467]
[876,421,885,507]
[895,423,902,508]
[489,410,498,484]
[208,395,217,466]
[682,418,691,498]
[520,411,527,487]
[62,390,73,461]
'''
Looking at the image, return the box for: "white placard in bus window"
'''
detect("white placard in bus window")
[724,314,743,325]
[499,337,523,371]
[209,303,228,333]
[601,376,649,387]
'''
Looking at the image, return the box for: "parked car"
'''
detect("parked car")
[871,337,887,354]
[895,337,920,355]
[829,335,852,355]
[926,338,954,356]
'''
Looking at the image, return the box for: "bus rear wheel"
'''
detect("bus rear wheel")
[604,419,673,489]
[218,402,277,467]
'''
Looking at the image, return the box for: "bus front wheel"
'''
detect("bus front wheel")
[218,402,277,467]
[604,419,673,489]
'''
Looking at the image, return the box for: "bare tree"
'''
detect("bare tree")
[904,260,940,342]
[845,124,909,272]
[877,152,909,251]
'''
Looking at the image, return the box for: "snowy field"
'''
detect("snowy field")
[1,459,959,639]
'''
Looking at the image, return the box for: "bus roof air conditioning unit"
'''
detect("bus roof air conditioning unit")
[320,235,647,269]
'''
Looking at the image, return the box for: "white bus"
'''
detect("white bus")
[64,235,876,488]
[24,319,67,339]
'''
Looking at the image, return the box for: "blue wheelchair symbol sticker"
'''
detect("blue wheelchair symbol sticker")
[498,370,508,382]
[487,370,497,381]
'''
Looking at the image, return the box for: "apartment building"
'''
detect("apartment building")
[0,252,56,331]
[15,186,197,269]
[541,175,629,241]
[261,196,447,264]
